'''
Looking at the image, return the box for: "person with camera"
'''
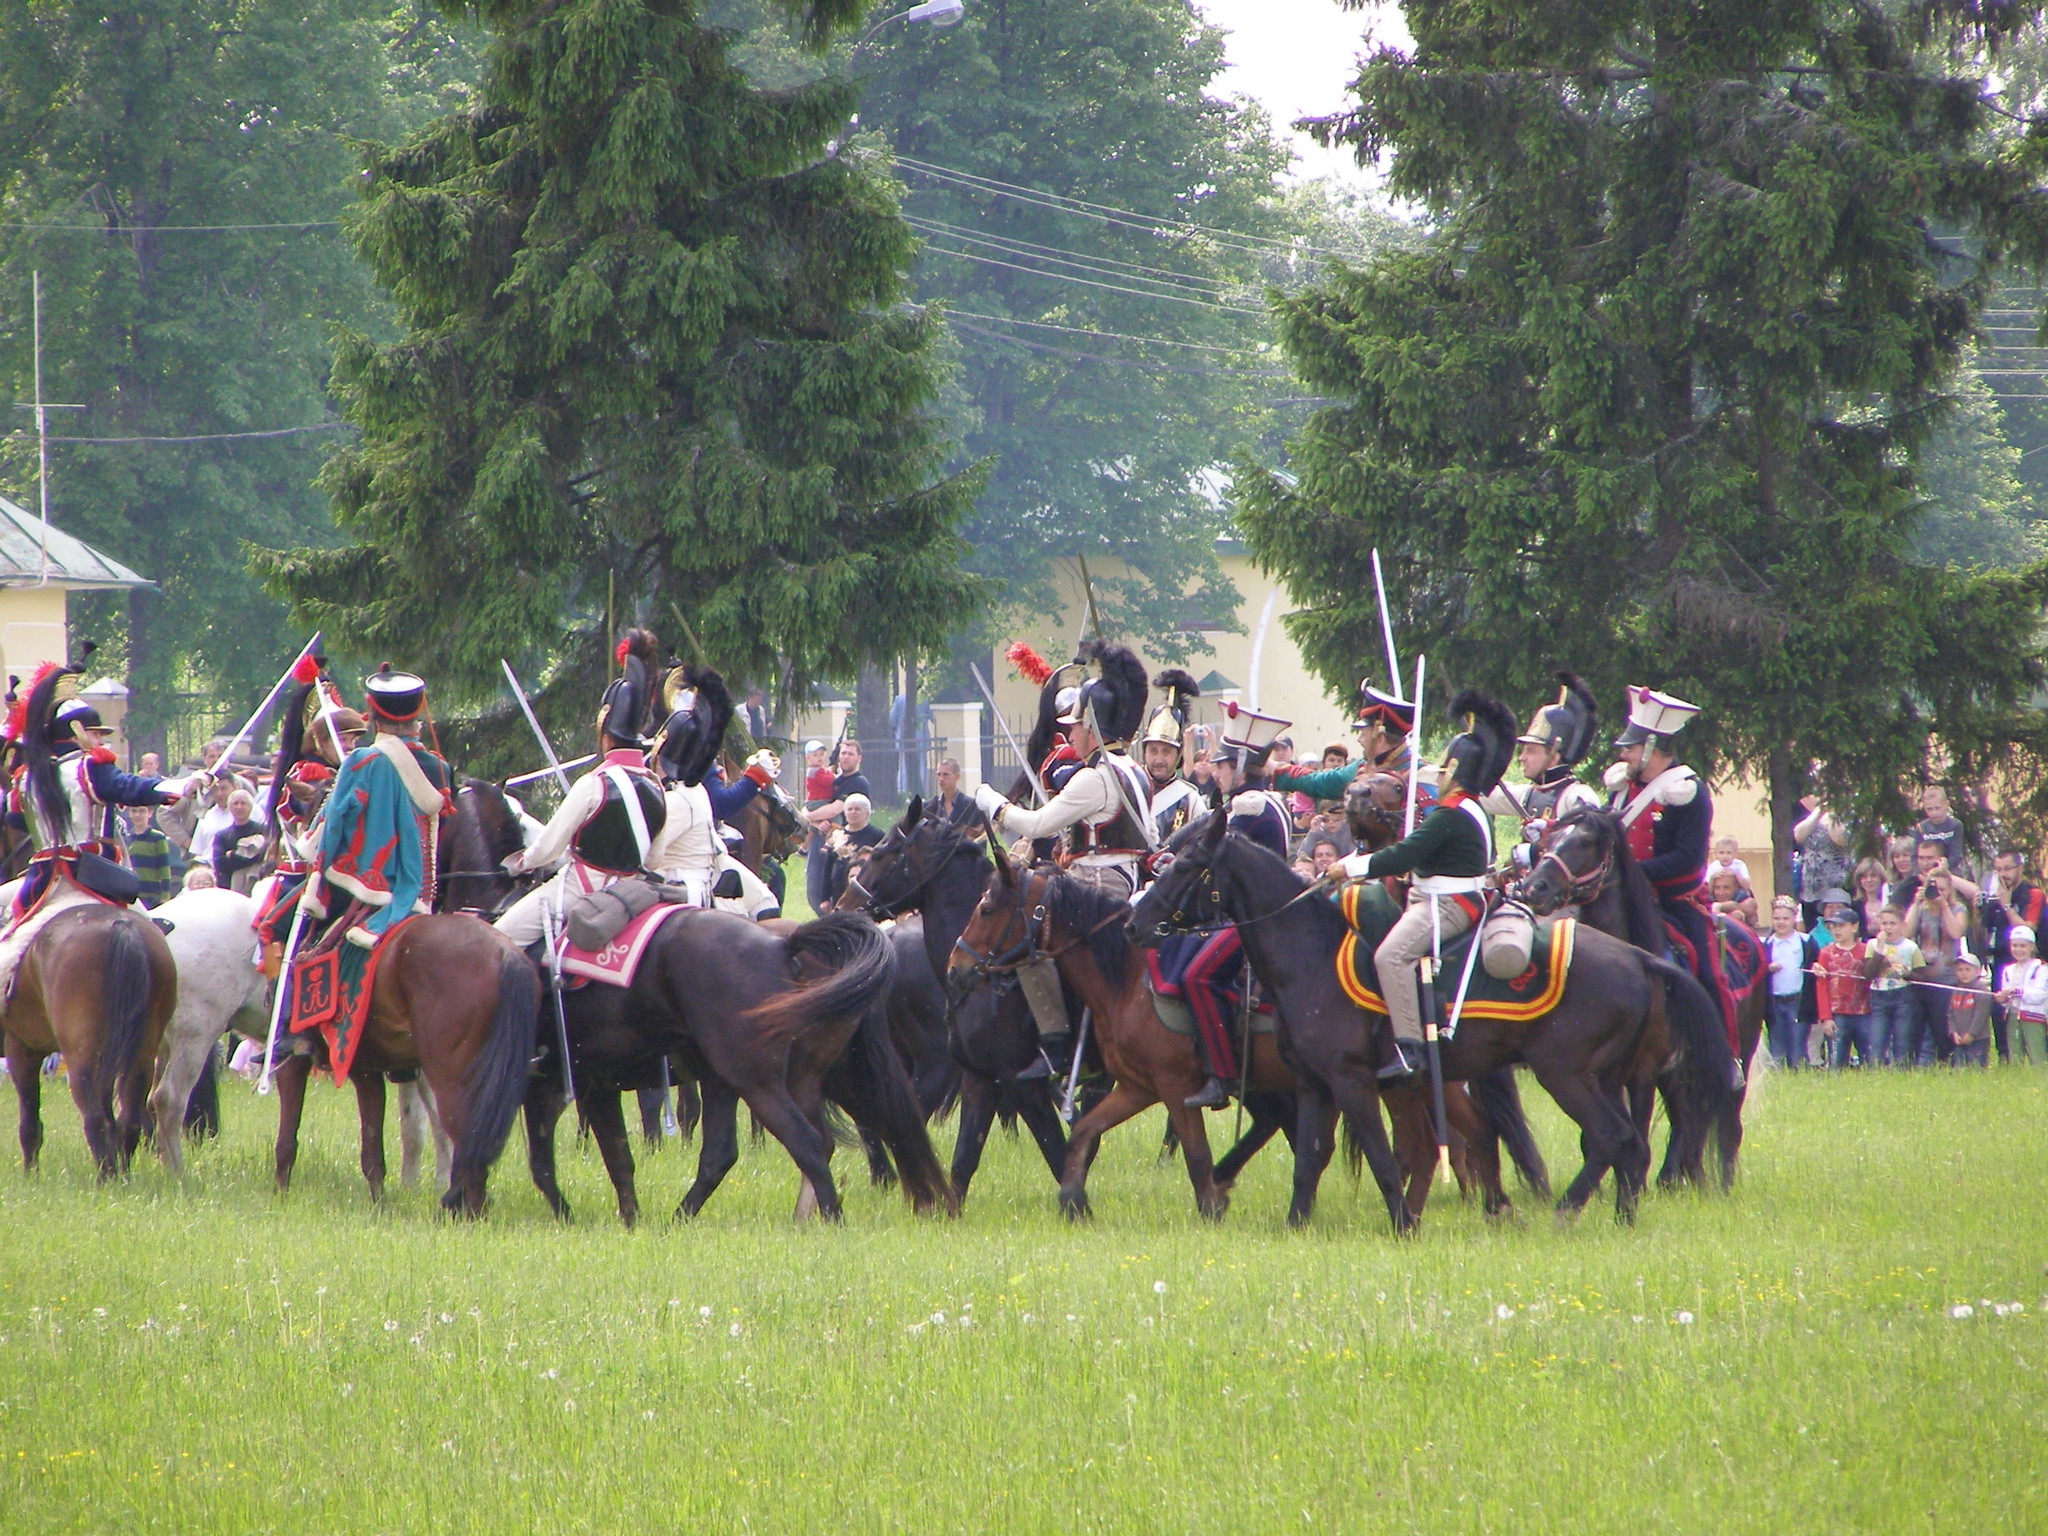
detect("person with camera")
[1902,841,1975,1066]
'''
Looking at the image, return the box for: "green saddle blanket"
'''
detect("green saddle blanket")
[1334,883,1575,1022]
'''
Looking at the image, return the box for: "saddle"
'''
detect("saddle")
[1334,882,1576,1030]
[563,876,699,951]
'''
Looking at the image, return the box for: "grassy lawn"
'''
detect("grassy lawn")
[2,1060,2045,1534]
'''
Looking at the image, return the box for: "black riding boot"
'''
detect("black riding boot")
[1183,1027,1230,1109]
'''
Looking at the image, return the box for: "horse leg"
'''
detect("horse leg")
[743,1087,842,1222]
[1326,1076,1412,1235]
[673,1070,701,1141]
[859,1124,897,1189]
[1533,1065,1638,1223]
[115,1038,154,1173]
[678,1077,741,1220]
[1446,1085,1510,1218]
[580,1091,640,1229]
[1157,1123,1180,1164]
[353,1073,389,1202]
[397,1078,427,1190]
[1284,1083,1338,1228]
[6,1041,42,1173]
[149,1021,221,1179]
[66,1039,121,1180]
[637,1085,666,1149]
[1212,1102,1284,1190]
[1014,1084,1073,1186]
[522,1075,571,1221]
[272,1052,312,1194]
[947,1069,998,1201]
[1056,1080,1154,1221]
[1164,1101,1227,1219]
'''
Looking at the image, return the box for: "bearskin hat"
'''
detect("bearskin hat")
[1442,688,1518,797]
[1073,640,1148,748]
[653,664,733,788]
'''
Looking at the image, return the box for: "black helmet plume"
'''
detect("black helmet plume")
[1553,671,1598,768]
[1076,640,1148,747]
[1442,688,1517,796]
[654,665,734,787]
[16,661,83,846]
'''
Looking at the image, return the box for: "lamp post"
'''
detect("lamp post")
[854,0,964,50]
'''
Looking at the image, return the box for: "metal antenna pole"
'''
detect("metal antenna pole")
[17,273,84,586]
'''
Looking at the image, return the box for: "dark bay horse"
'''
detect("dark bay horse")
[523,909,952,1226]
[4,900,177,1177]
[1131,814,1738,1227]
[1519,805,1762,1188]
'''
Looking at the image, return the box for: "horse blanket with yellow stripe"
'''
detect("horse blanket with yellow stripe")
[1335,882,1575,1023]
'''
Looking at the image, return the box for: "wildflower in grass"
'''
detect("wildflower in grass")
[1950,1304,1974,1319]
[1675,1311,1695,1325]
[1154,1281,1167,1296]
[539,1368,558,1379]
[729,1322,741,1338]
[699,1306,712,1320]
[563,1400,575,1411]
[931,1311,946,1326]
[383,1320,397,1332]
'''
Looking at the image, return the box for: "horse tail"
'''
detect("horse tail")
[1467,1066,1550,1202]
[1644,955,1735,1175]
[1340,1109,1369,1181]
[827,998,958,1215]
[95,917,154,1112]
[746,912,898,1046]
[450,947,541,1197]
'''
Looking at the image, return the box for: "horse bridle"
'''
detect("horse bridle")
[953,864,1130,975]
[846,831,976,921]
[1526,830,1614,910]
[1153,839,1329,937]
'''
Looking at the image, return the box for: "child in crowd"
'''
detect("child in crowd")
[802,740,834,806]
[1763,896,1811,1069]
[1866,906,1924,1066]
[1947,951,1993,1067]
[1815,911,1876,1067]
[1996,925,2048,1065]
[1707,869,1758,928]
[1706,835,1752,889]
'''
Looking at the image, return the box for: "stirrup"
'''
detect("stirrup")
[1183,1076,1230,1110]
[1378,1038,1425,1080]
[1015,1052,1053,1082]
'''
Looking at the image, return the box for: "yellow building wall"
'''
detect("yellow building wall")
[0,586,67,686]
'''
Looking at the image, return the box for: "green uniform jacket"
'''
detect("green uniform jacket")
[1273,762,1362,800]
[1359,798,1490,881]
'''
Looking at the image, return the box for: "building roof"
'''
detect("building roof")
[0,495,151,590]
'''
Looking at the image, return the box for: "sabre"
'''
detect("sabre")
[255,902,311,1097]
[969,662,1047,805]
[216,634,321,778]
[1437,900,1488,1182]
[1403,653,1426,838]
[540,895,577,1103]
[1423,901,1451,1183]
[500,659,572,795]
[1061,1007,1092,1123]
[1371,549,1402,691]
[506,753,597,789]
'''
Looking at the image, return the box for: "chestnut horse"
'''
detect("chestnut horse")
[3,901,177,1178]
[271,914,539,1216]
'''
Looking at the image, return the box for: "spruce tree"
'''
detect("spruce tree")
[259,0,980,745]
[1239,0,2048,876]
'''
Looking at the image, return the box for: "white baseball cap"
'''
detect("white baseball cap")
[803,739,825,753]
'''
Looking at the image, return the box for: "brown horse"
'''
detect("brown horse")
[271,914,539,1215]
[952,857,1538,1223]
[4,901,177,1178]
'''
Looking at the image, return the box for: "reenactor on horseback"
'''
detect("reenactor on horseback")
[1603,684,1743,1086]
[303,666,456,950]
[1177,702,1293,1109]
[645,659,779,907]
[1140,669,1204,843]
[2,658,183,928]
[494,631,669,946]
[254,654,366,959]
[1480,671,1602,854]
[1270,677,1435,808]
[1335,691,1517,1079]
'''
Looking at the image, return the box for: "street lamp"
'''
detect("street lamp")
[854,0,965,51]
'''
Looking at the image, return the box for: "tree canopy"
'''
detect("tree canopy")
[257,0,982,754]
[1239,0,2048,874]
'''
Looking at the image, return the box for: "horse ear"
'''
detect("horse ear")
[1204,808,1227,848]
[904,794,923,827]
[995,854,1017,890]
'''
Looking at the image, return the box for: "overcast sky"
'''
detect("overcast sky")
[1196,0,1412,186]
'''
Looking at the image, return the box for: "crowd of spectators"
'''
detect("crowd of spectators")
[106,735,274,908]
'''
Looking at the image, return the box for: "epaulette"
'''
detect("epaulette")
[86,745,117,765]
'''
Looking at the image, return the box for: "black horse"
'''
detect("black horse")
[1130,813,1738,1228]
[1519,805,1761,1188]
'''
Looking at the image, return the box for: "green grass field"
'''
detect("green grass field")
[2,1063,2045,1534]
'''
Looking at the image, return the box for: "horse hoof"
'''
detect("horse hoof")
[1058,1192,1090,1222]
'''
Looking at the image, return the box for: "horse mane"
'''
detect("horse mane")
[1216,824,1349,945]
[1557,805,1665,954]
[1043,867,1135,979]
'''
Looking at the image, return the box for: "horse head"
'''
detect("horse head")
[838,794,959,917]
[1345,772,1407,851]
[1127,808,1229,948]
[949,852,1042,988]
[1520,806,1616,915]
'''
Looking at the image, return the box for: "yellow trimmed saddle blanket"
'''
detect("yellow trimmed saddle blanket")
[1335,882,1575,1023]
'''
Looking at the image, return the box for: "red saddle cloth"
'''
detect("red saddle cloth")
[287,912,421,1085]
[559,902,693,988]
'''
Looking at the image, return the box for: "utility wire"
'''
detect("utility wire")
[944,309,1258,355]
[0,220,340,233]
[906,214,1248,297]
[33,422,349,444]
[920,245,1268,315]
[950,320,1287,377]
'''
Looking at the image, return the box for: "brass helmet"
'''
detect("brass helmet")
[1140,669,1201,755]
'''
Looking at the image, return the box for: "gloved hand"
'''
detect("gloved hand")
[1602,760,1631,793]
[972,783,1009,825]
[743,749,780,786]
[1336,850,1373,881]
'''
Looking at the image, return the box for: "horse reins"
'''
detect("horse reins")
[953,866,1132,975]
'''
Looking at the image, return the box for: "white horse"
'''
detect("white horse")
[147,886,447,1185]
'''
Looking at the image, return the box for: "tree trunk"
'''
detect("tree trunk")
[1765,744,1801,907]
[899,657,921,798]
[855,660,891,802]
[125,585,169,770]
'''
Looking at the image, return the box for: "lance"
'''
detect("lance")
[1371,549,1401,693]
[214,634,320,778]
[255,901,310,1098]
[969,661,1047,805]
[500,660,572,795]
[1403,653,1426,838]
[1422,897,1451,1184]
[1246,587,1281,714]
[539,891,577,1104]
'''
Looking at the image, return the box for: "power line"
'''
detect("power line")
[906,215,1248,298]
[949,320,1288,377]
[35,422,349,444]
[920,244,1268,315]
[944,309,1256,355]
[0,219,340,233]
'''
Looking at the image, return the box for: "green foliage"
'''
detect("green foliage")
[1241,0,2048,866]
[847,0,1306,659]
[8,1074,2048,1531]
[259,0,981,759]
[0,3,479,748]
[1913,363,2047,570]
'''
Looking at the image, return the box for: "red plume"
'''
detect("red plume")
[1006,642,1054,687]
[614,638,631,667]
[5,660,60,743]
[291,652,320,685]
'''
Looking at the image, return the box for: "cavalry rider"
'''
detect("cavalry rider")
[3,660,183,926]
[1271,678,1435,807]
[1179,703,1293,1109]
[494,632,669,949]
[301,667,456,950]
[1603,685,1743,1083]
[1334,691,1517,1079]
[1140,668,1204,843]
[974,641,1155,896]
[644,661,779,906]
[1480,671,1601,856]
[254,656,365,961]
